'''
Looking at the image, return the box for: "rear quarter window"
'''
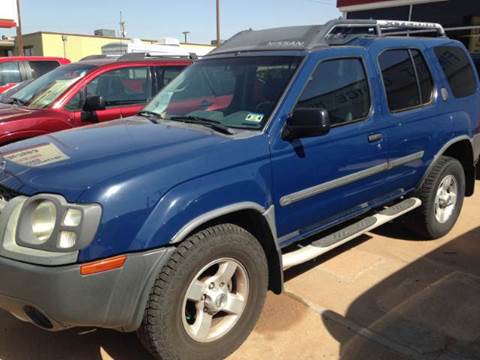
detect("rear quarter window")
[434,46,477,98]
[29,61,61,78]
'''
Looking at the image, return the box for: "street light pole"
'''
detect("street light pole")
[15,0,24,56]
[216,0,221,46]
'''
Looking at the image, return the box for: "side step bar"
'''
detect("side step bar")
[282,198,422,270]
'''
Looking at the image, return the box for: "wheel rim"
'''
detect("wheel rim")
[182,258,249,343]
[434,174,458,224]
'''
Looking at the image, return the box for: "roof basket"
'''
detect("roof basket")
[117,52,197,61]
[326,19,446,44]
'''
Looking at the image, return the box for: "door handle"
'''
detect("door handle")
[368,133,383,143]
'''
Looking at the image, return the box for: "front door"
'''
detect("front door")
[65,66,154,125]
[270,49,391,244]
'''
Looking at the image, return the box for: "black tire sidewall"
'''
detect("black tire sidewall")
[144,225,268,360]
[424,159,465,238]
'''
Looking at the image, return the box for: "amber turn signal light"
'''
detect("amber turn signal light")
[80,255,127,275]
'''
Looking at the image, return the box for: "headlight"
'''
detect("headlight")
[15,194,102,254]
[31,200,57,244]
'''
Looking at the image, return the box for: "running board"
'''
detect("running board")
[282,198,421,270]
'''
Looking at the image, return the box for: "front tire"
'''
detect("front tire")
[137,224,268,360]
[412,156,465,239]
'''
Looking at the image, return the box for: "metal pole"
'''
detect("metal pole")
[182,31,190,43]
[216,0,221,46]
[408,4,413,21]
[15,0,24,56]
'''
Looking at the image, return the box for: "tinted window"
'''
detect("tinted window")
[29,61,60,78]
[87,66,152,106]
[435,46,477,98]
[156,66,185,88]
[296,58,370,126]
[412,50,434,104]
[144,56,301,130]
[380,49,420,112]
[12,63,95,109]
[0,61,22,85]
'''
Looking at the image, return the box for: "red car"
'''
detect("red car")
[0,56,190,144]
[0,56,70,93]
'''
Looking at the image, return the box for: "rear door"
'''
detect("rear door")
[374,45,453,194]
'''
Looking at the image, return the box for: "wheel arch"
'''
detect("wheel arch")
[421,136,476,197]
[171,203,284,295]
[442,139,475,196]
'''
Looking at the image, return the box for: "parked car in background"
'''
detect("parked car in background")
[0,56,70,94]
[0,79,33,106]
[0,20,478,360]
[0,55,190,144]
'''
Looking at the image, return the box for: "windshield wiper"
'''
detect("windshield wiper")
[168,116,234,135]
[9,97,27,106]
[137,110,164,123]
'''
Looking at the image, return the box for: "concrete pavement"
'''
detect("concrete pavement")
[0,181,479,359]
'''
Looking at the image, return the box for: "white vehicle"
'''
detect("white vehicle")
[101,38,212,58]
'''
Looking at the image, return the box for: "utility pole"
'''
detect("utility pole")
[216,0,221,46]
[120,11,127,38]
[15,0,24,56]
[182,31,190,43]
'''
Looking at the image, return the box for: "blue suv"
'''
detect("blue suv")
[0,20,478,360]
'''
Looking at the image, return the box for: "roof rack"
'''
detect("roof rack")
[209,19,447,56]
[327,19,446,40]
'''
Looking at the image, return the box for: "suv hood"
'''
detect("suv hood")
[0,117,257,202]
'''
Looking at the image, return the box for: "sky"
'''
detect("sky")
[2,0,340,44]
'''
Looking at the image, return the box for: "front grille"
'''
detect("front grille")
[0,185,21,201]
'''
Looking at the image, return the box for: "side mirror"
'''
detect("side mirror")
[282,107,330,141]
[83,95,106,112]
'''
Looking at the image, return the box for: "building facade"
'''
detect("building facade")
[21,32,214,61]
[337,0,480,53]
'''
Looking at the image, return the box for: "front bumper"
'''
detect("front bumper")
[0,246,174,332]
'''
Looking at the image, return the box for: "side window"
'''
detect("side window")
[86,66,152,107]
[0,61,22,85]
[296,58,371,126]
[411,50,434,104]
[29,61,60,78]
[159,67,184,88]
[379,49,420,112]
[434,46,477,98]
[64,92,83,112]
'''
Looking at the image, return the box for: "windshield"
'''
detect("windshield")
[12,63,96,109]
[143,56,302,130]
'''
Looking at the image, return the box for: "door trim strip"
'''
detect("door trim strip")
[279,151,424,207]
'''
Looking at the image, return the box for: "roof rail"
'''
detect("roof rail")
[116,52,197,61]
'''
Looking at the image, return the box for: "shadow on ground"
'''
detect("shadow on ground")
[320,225,480,360]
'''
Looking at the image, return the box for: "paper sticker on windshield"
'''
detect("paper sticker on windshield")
[245,113,264,123]
[2,143,70,167]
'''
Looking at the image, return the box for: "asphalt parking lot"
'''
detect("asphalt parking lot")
[1,181,479,360]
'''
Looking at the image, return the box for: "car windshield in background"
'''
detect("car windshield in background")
[144,56,302,130]
[12,63,96,109]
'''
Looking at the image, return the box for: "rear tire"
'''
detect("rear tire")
[137,224,268,360]
[411,156,465,239]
